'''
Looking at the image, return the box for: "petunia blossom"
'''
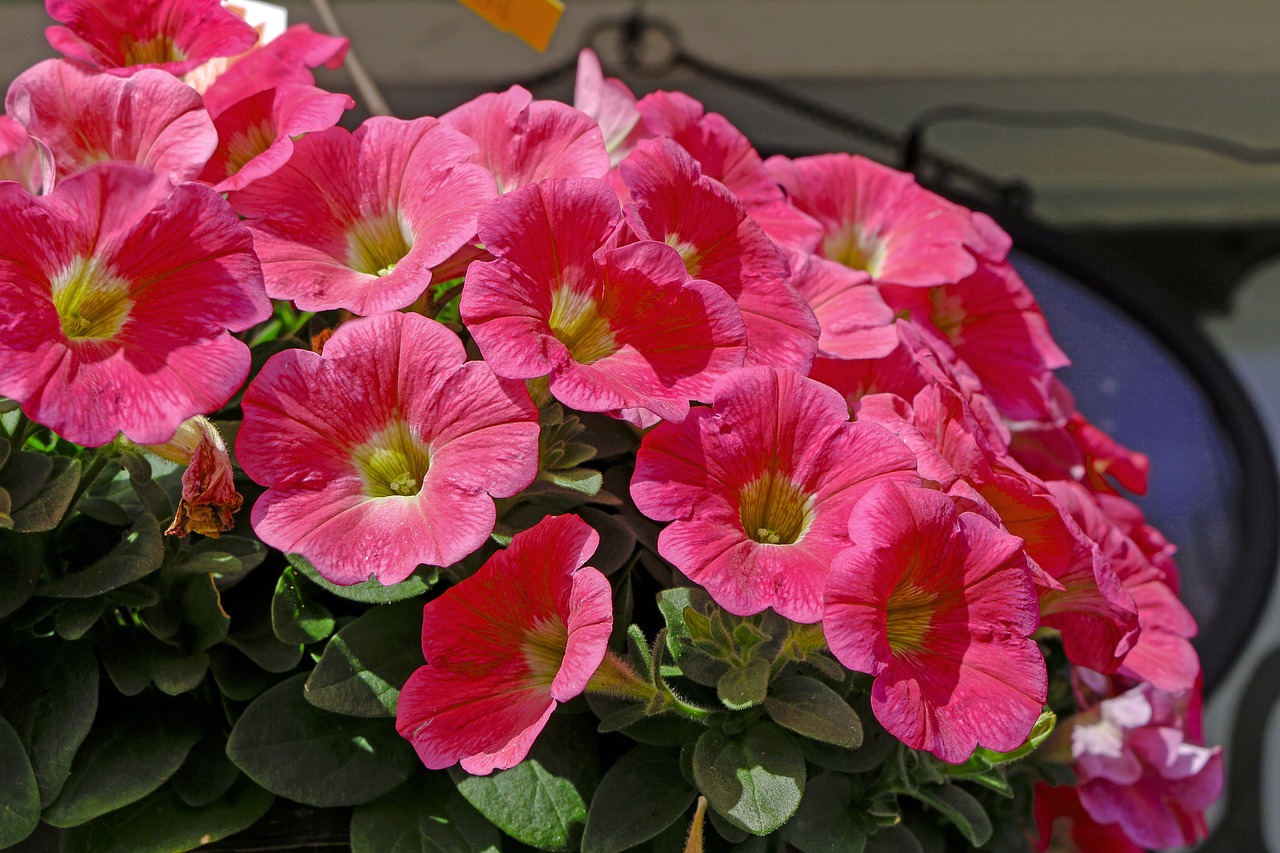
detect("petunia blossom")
[0,115,47,193]
[766,153,981,288]
[823,482,1048,763]
[573,48,645,165]
[631,367,919,622]
[199,84,353,192]
[442,84,609,194]
[620,139,821,373]
[461,177,748,425]
[6,60,216,185]
[44,0,259,77]
[228,117,495,314]
[196,23,349,114]
[1033,783,1144,853]
[396,513,613,774]
[1069,682,1222,850]
[236,311,540,585]
[0,163,269,447]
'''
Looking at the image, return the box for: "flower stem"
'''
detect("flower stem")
[586,650,658,703]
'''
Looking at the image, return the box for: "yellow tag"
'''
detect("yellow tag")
[456,0,565,52]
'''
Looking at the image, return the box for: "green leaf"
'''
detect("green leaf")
[584,695,705,746]
[170,730,241,808]
[691,721,806,836]
[582,746,696,853]
[43,704,202,827]
[272,567,335,644]
[225,593,304,674]
[763,677,862,748]
[58,775,273,853]
[227,673,416,807]
[0,716,39,847]
[351,772,502,853]
[717,658,771,710]
[0,641,97,806]
[865,824,923,853]
[41,514,164,598]
[183,574,231,651]
[176,535,267,577]
[0,451,81,532]
[0,531,46,619]
[904,784,992,847]
[577,507,637,576]
[54,597,106,640]
[305,600,423,718]
[538,468,603,496]
[796,692,895,773]
[99,631,209,697]
[785,774,866,853]
[118,449,172,519]
[947,708,1057,777]
[453,713,600,851]
[207,646,274,702]
[290,552,437,603]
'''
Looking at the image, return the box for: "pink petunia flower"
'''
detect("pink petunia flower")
[631,366,918,622]
[0,115,48,193]
[396,513,613,774]
[573,49,645,166]
[461,178,748,425]
[6,60,216,185]
[144,415,242,537]
[199,84,353,192]
[228,117,495,315]
[1033,783,1144,853]
[195,23,349,115]
[442,85,610,194]
[766,153,980,288]
[44,0,259,77]
[823,482,1047,763]
[236,311,540,586]
[1069,682,1222,850]
[619,139,821,373]
[0,163,269,447]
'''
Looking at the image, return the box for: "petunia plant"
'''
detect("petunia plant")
[0,3,1222,852]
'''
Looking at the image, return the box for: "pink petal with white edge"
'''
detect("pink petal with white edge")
[7,60,216,184]
[45,0,259,76]
[0,164,267,446]
[202,85,353,192]
[443,85,609,193]
[397,515,612,773]
[237,312,538,584]
[573,49,645,164]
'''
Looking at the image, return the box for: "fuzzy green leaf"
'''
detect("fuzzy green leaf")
[0,450,81,532]
[786,774,866,853]
[692,721,805,836]
[272,567,335,645]
[290,553,437,603]
[763,677,862,748]
[41,514,164,598]
[904,784,992,847]
[582,746,696,853]
[717,658,771,710]
[305,600,424,718]
[0,716,39,847]
[351,772,501,853]
[227,673,416,807]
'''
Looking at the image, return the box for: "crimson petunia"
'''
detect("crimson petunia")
[823,483,1048,763]
[395,513,613,774]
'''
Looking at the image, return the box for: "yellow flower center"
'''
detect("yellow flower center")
[224,121,277,176]
[824,228,886,277]
[347,211,413,277]
[739,470,815,545]
[120,33,186,66]
[51,256,133,343]
[351,420,431,498]
[885,581,936,656]
[522,618,568,685]
[548,285,618,365]
[665,234,703,277]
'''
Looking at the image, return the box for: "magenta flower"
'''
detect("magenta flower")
[1070,683,1222,849]
[461,178,748,425]
[824,483,1047,763]
[6,60,216,185]
[198,23,349,115]
[442,85,609,194]
[573,49,644,165]
[786,249,898,360]
[199,84,353,192]
[44,0,259,77]
[228,117,495,315]
[766,153,980,288]
[396,514,613,774]
[237,311,539,586]
[631,367,918,622]
[620,139,821,373]
[0,163,268,446]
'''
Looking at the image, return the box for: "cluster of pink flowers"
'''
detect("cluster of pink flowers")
[0,3,1219,849]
